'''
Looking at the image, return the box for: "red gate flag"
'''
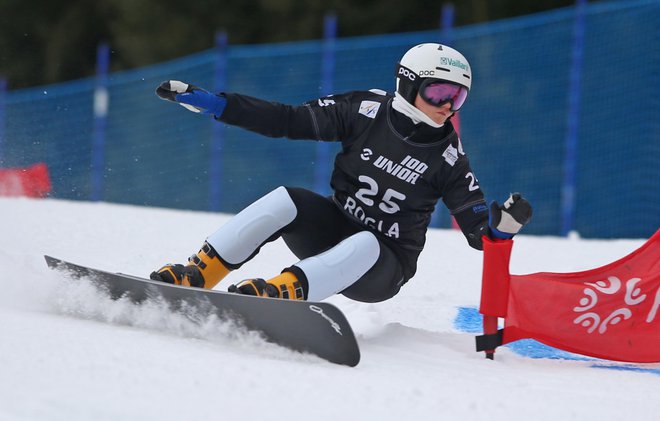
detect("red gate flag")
[0,163,51,197]
[479,229,660,363]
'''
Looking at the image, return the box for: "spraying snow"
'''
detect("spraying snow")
[1,197,657,421]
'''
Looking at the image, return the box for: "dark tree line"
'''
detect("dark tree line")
[0,0,579,89]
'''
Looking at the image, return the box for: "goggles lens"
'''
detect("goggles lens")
[420,81,468,111]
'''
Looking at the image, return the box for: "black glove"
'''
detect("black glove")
[155,80,227,118]
[488,193,532,239]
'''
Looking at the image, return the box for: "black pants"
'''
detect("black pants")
[280,187,406,303]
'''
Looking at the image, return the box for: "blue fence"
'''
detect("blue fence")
[1,0,658,239]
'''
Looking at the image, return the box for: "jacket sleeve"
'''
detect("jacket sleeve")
[217,92,353,142]
[441,157,490,250]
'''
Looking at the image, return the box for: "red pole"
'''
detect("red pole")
[482,315,499,359]
[478,237,514,359]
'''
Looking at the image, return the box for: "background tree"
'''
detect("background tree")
[0,0,578,89]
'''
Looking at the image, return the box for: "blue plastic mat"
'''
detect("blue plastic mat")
[454,306,660,376]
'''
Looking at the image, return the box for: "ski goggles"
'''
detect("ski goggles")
[419,80,468,111]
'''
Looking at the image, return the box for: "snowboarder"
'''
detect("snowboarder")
[151,43,532,303]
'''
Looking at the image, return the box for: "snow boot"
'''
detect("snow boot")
[150,242,230,289]
[228,271,306,300]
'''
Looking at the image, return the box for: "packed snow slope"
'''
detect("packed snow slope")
[1,197,658,421]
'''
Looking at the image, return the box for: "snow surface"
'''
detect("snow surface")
[1,197,658,421]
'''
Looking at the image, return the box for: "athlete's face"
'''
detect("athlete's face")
[414,94,453,125]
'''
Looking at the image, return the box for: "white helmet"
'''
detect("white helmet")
[396,43,472,110]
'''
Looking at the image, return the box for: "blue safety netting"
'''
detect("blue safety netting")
[1,0,658,238]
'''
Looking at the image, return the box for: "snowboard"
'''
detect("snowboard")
[44,256,360,367]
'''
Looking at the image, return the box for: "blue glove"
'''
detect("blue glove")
[155,80,227,118]
[488,193,532,239]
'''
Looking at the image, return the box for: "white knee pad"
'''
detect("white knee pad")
[206,186,297,266]
[296,231,381,302]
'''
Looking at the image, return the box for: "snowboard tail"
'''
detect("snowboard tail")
[44,256,360,366]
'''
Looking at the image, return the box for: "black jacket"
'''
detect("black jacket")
[219,90,490,276]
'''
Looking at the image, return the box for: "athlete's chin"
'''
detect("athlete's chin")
[431,114,450,125]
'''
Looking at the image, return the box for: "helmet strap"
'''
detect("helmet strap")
[395,64,422,104]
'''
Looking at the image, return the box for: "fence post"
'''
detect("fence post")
[0,77,6,165]
[430,3,456,229]
[91,42,110,201]
[313,12,337,196]
[440,2,455,42]
[209,31,228,212]
[561,0,587,236]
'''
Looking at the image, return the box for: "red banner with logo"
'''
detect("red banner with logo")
[0,163,51,198]
[480,229,660,363]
